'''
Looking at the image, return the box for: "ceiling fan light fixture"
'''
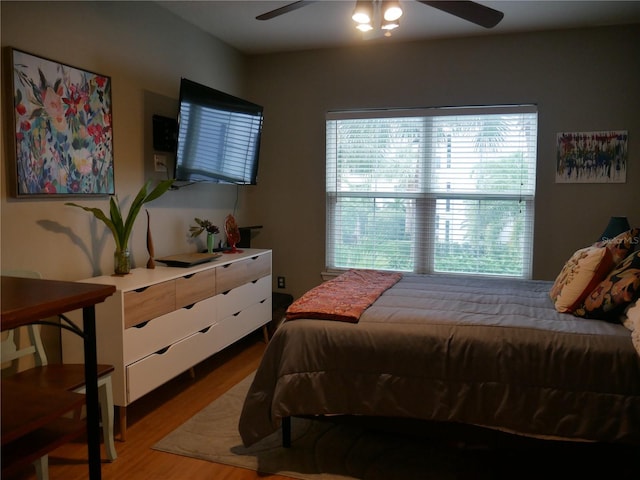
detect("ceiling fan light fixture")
[381,19,399,31]
[352,0,373,24]
[356,22,374,32]
[382,1,403,21]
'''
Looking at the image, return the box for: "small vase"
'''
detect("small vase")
[114,249,131,275]
[207,233,215,254]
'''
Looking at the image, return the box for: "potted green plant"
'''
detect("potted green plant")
[66,179,174,274]
[189,218,220,253]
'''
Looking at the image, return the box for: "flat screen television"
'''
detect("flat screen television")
[174,78,263,185]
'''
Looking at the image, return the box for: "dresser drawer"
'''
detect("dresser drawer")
[217,297,272,346]
[123,295,218,365]
[124,280,175,328]
[217,274,271,320]
[126,322,222,403]
[176,269,216,308]
[216,252,271,293]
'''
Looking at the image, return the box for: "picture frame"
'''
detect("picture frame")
[555,130,627,184]
[10,48,114,197]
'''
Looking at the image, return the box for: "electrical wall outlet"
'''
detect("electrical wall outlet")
[277,276,286,289]
[154,154,167,172]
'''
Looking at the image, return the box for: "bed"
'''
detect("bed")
[238,257,640,447]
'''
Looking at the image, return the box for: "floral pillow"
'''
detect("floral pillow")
[550,245,615,313]
[593,227,640,265]
[574,250,640,321]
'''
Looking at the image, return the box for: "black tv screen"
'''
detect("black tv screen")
[175,78,263,185]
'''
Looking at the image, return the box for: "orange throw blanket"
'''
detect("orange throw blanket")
[286,269,403,323]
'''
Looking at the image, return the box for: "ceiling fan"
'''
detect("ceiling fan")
[256,1,504,30]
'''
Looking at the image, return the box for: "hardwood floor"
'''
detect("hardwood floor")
[5,330,294,480]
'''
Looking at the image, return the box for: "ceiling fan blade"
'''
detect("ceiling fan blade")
[256,1,318,21]
[419,1,504,29]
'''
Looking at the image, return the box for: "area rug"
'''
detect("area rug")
[152,373,636,480]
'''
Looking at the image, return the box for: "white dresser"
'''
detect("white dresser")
[62,249,272,438]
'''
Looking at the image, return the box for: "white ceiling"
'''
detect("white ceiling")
[157,0,640,54]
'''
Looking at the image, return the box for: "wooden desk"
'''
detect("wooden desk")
[1,276,115,480]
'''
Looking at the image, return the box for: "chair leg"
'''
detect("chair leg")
[33,455,49,480]
[98,378,117,461]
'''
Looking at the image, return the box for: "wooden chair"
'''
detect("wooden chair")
[1,270,117,480]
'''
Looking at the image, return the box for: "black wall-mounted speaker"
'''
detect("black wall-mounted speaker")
[152,114,177,152]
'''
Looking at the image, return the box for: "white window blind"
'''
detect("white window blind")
[326,105,538,278]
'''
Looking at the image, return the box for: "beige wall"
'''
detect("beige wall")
[1,1,250,283]
[245,25,640,298]
[2,2,639,304]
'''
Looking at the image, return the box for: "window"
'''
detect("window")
[326,105,537,278]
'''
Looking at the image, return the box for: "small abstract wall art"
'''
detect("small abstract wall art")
[556,130,627,183]
[11,48,114,196]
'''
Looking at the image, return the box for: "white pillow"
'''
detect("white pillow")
[621,299,639,331]
[621,300,640,356]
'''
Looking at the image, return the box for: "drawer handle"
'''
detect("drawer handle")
[251,279,258,284]
[222,290,231,296]
[199,326,212,334]
[155,346,170,355]
[183,303,196,310]
[134,286,149,293]
[233,311,241,317]
[251,256,259,260]
[222,264,231,269]
[184,274,196,279]
[260,298,267,304]
[133,321,150,329]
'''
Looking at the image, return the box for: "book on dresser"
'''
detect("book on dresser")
[61,248,272,439]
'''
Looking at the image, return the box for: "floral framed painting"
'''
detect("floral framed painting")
[10,48,114,197]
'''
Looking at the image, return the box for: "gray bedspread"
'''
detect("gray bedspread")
[238,274,640,446]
